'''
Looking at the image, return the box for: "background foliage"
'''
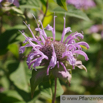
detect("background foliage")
[0,0,103,103]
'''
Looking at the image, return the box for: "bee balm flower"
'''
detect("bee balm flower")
[7,0,19,7]
[0,0,19,7]
[0,0,3,7]
[67,0,96,10]
[0,0,3,2]
[19,15,89,83]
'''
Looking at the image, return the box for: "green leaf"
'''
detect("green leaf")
[39,79,52,99]
[19,0,40,9]
[43,11,53,28]
[51,5,90,21]
[30,69,48,98]
[10,62,29,92]
[39,78,64,99]
[4,24,26,30]
[4,90,23,101]
[54,0,67,11]
[7,43,19,58]
[0,30,18,55]
[88,8,103,20]
[0,76,10,90]
[11,7,23,14]
[7,61,20,74]
[1,90,23,103]
[0,25,25,55]
[30,69,63,99]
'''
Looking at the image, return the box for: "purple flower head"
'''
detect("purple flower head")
[67,0,96,10]
[89,25,99,33]
[0,0,3,7]
[0,0,3,2]
[89,24,103,39]
[0,0,19,7]
[19,15,89,83]
[7,0,19,7]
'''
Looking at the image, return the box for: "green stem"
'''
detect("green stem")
[52,78,57,103]
[0,16,2,35]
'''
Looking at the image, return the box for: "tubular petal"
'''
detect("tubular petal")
[76,41,90,49]
[38,20,47,39]
[32,57,43,70]
[13,0,19,7]
[74,50,89,61]
[19,44,31,54]
[60,62,67,72]
[64,32,77,43]
[47,44,57,75]
[46,24,53,31]
[23,22,37,40]
[53,16,57,40]
[61,17,72,42]
[67,32,84,44]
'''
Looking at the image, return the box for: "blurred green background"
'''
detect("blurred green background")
[0,0,103,103]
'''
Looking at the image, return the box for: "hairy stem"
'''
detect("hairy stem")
[52,78,57,103]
